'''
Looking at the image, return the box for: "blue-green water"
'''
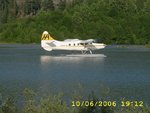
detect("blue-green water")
[0,44,150,105]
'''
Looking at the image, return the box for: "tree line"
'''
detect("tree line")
[0,0,82,22]
[0,0,149,45]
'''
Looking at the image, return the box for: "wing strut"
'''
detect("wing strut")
[81,49,93,54]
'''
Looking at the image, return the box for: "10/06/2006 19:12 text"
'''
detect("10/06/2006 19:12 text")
[71,100,144,107]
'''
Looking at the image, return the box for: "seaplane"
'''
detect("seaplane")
[41,31,106,55]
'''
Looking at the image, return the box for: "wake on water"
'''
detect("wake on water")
[64,54,106,58]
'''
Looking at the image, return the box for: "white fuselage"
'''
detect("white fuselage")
[41,40,106,51]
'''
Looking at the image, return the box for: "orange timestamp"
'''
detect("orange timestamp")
[71,100,144,107]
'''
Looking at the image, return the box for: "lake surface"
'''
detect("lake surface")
[0,44,150,105]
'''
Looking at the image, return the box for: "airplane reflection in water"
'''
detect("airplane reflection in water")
[40,54,106,66]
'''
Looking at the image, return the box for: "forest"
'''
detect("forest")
[0,0,150,45]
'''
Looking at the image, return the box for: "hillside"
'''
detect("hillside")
[0,0,150,44]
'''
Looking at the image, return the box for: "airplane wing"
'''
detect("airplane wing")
[64,39,80,42]
[64,39,95,43]
[78,39,95,44]
[64,39,96,46]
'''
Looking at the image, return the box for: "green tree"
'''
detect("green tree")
[58,0,66,10]
[136,0,146,11]
[39,94,70,113]
[0,0,9,23]
[1,97,17,113]
[22,88,37,113]
[73,0,83,6]
[144,0,150,13]
[24,0,40,15]
[108,0,137,17]
[41,0,54,11]
[8,0,18,20]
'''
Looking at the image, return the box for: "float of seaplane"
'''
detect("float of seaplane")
[41,31,106,57]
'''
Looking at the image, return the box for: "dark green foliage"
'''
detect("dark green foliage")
[0,0,149,44]
[77,91,114,113]
[144,0,150,13]
[58,0,66,10]
[24,0,40,15]
[0,88,150,113]
[0,0,9,23]
[0,0,9,11]
[41,0,54,11]
[0,0,18,24]
[136,0,146,11]
[1,97,17,113]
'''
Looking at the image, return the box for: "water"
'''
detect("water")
[0,44,150,105]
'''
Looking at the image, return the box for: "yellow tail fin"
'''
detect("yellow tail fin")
[41,31,54,40]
